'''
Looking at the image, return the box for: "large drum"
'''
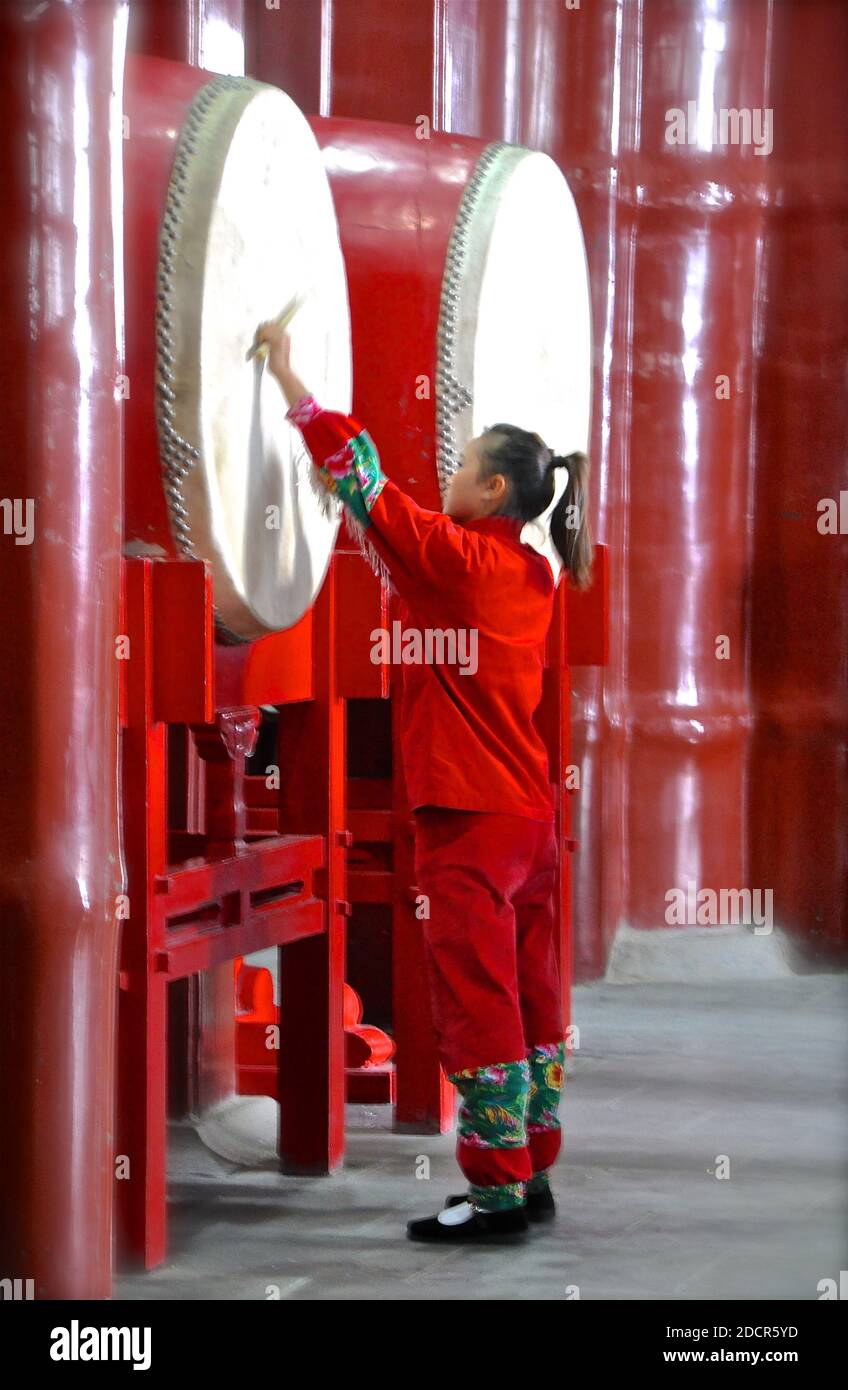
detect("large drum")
[123,57,352,641]
[311,120,591,514]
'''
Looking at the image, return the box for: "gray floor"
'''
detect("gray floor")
[115,974,848,1301]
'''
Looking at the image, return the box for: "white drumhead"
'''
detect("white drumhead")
[435,144,591,497]
[157,77,351,639]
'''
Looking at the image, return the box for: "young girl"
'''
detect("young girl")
[256,321,592,1244]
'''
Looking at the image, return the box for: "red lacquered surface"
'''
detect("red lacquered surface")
[550,0,847,960]
[310,117,494,512]
[749,0,848,952]
[128,0,245,74]
[0,0,126,1298]
[249,0,432,120]
[597,0,768,943]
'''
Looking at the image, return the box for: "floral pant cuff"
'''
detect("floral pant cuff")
[447,1057,531,1212]
[447,1042,566,1212]
[527,1040,567,1176]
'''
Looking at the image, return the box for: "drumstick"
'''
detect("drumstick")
[246,293,306,361]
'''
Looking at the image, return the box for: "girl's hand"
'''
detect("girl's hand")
[255,321,293,382]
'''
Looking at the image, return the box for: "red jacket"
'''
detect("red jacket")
[288,396,557,821]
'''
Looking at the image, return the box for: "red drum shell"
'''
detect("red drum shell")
[313,119,490,514]
[311,118,592,514]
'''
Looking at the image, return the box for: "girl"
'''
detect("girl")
[256,321,591,1244]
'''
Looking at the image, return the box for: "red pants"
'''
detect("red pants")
[412,807,566,1202]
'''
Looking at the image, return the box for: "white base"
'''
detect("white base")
[605,922,795,984]
[193,1094,279,1168]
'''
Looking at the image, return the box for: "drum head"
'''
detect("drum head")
[156,76,351,640]
[435,144,592,497]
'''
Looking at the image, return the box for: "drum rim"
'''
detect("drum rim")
[434,142,592,501]
[154,74,346,642]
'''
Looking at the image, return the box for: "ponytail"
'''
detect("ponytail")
[478,426,593,590]
[547,451,593,589]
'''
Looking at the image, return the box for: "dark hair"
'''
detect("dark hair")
[477,424,593,589]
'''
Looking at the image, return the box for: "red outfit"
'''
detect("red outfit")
[288,400,556,821]
[412,808,563,1074]
[287,394,566,1211]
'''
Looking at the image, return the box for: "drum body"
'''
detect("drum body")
[311,119,592,514]
[123,56,352,640]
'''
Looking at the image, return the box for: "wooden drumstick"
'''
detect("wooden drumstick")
[246,293,306,361]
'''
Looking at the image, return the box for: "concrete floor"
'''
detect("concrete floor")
[115,973,848,1301]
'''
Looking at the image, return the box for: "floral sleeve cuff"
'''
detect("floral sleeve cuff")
[285,393,324,427]
[285,393,388,529]
[347,432,388,513]
[319,432,387,529]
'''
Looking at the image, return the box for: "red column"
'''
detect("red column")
[609,0,769,937]
[0,0,126,1299]
[443,0,769,960]
[749,0,848,950]
[128,0,244,74]
[249,0,434,120]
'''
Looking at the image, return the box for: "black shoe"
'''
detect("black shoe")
[407,1200,529,1243]
[445,1186,556,1224]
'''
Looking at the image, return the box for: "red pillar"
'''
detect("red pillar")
[749,0,848,951]
[0,0,126,1299]
[128,0,244,73]
[440,0,770,963]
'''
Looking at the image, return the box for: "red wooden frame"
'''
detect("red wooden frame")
[116,556,345,1269]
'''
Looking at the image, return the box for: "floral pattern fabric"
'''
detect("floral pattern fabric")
[447,1057,531,1211]
[449,1058,531,1149]
[527,1040,566,1134]
[286,392,324,427]
[317,431,387,530]
[446,1042,566,1212]
[286,394,388,530]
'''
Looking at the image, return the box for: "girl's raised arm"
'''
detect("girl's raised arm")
[284,392,501,595]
